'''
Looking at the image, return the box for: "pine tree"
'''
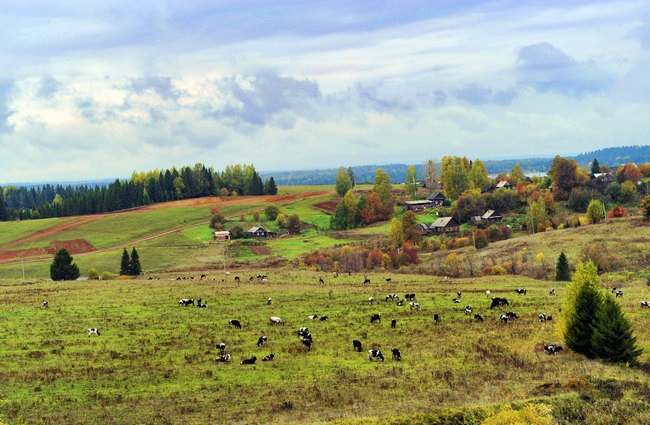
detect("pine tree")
[591,158,600,176]
[263,177,277,195]
[129,247,142,276]
[120,248,130,275]
[564,284,601,357]
[50,248,80,281]
[555,252,571,281]
[0,195,7,221]
[591,294,643,365]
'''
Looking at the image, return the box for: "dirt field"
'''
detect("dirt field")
[312,200,340,212]
[250,246,272,255]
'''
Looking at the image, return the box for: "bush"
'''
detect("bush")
[264,204,280,221]
[491,265,507,275]
[481,403,553,425]
[642,195,650,219]
[101,271,116,280]
[87,268,100,280]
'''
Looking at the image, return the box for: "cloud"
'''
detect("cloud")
[455,84,518,106]
[36,76,62,99]
[130,77,180,102]
[0,80,15,133]
[517,42,576,70]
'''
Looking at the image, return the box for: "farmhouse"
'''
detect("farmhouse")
[481,210,502,223]
[415,223,432,236]
[248,226,275,238]
[430,217,460,233]
[214,230,231,241]
[403,200,432,212]
[426,192,446,206]
[496,180,513,190]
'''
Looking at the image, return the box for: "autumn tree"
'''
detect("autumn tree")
[405,165,418,197]
[586,199,604,224]
[642,195,650,219]
[469,159,488,190]
[442,157,470,200]
[618,181,638,204]
[343,190,359,228]
[388,218,404,248]
[287,214,301,230]
[423,159,438,192]
[548,156,580,200]
[373,169,393,204]
[335,167,351,196]
[401,211,420,244]
[264,204,280,221]
[509,164,525,185]
[617,163,642,183]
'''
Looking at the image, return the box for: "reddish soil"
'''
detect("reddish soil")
[250,246,272,255]
[0,239,96,261]
[312,200,340,212]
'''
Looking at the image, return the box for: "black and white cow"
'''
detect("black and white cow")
[506,312,518,320]
[215,354,231,362]
[308,315,319,320]
[241,356,257,365]
[385,294,399,302]
[453,298,461,303]
[386,278,392,283]
[490,297,509,309]
[391,318,397,328]
[409,302,421,311]
[396,300,404,306]
[405,293,416,301]
[538,313,553,322]
[298,328,312,343]
[474,313,484,322]
[353,340,363,352]
[178,299,194,306]
[641,301,650,308]
[262,353,275,362]
[333,271,338,278]
[257,336,268,347]
[368,297,374,306]
[434,313,439,324]
[269,316,284,325]
[368,350,384,361]
[391,348,401,361]
[218,343,226,354]
[43,301,49,308]
[267,297,272,305]
[319,277,324,284]
[514,289,527,295]
[499,314,508,324]
[200,274,206,280]
[457,291,462,298]
[464,305,472,315]
[229,319,242,329]
[197,298,207,308]
[549,289,556,296]
[87,328,100,337]
[363,278,371,284]
[485,290,491,299]
[302,339,312,351]
[544,344,563,355]
[615,290,623,298]
[370,313,381,323]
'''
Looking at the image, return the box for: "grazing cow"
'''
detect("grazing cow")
[396,300,404,306]
[370,313,381,323]
[363,278,371,284]
[434,313,439,324]
[241,356,257,365]
[333,272,338,278]
[500,314,508,324]
[538,313,553,322]
[176,277,181,280]
[612,287,617,293]
[249,276,255,282]
[368,297,374,306]
[298,329,312,343]
[43,301,48,308]
[87,328,100,337]
[453,298,461,303]
[215,354,231,362]
[506,312,519,320]
[197,298,207,308]
[391,318,397,328]
[409,302,421,311]
[515,289,527,295]
[267,297,272,305]
[549,289,556,296]
[302,339,312,351]
[405,293,416,301]
[147,276,153,280]
[298,327,310,336]
[319,277,324,284]
[368,350,384,361]
[218,343,226,354]
[353,340,363,352]
[490,297,509,309]
[178,299,194,306]
[200,274,206,279]
[319,316,328,321]
[257,336,268,347]
[269,316,284,326]
[641,301,650,308]
[615,290,623,298]
[225,272,230,276]
[486,290,491,299]
[391,348,401,361]
[234,276,240,282]
[228,319,242,329]
[457,291,462,298]
[262,353,275,362]
[385,294,399,302]
[544,344,563,355]
[308,315,319,320]
[386,278,392,282]
[474,313,484,322]
[464,305,472,315]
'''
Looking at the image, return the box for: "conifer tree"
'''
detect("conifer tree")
[50,248,80,281]
[591,158,600,176]
[591,294,643,365]
[0,195,7,221]
[120,248,131,275]
[564,284,601,357]
[129,247,142,276]
[263,177,277,195]
[555,252,571,281]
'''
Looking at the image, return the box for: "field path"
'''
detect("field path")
[0,191,332,265]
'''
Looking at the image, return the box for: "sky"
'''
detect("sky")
[1,0,649,183]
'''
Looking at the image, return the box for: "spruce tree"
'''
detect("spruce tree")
[0,196,7,221]
[591,158,600,176]
[50,248,80,281]
[120,248,131,275]
[555,252,571,281]
[263,177,277,195]
[564,284,601,357]
[591,294,643,365]
[129,247,142,276]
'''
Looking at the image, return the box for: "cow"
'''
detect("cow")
[615,290,623,298]
[405,293,416,301]
[234,276,240,282]
[215,354,231,362]
[353,340,363,352]
[87,328,100,337]
[333,272,338,278]
[368,297,374,306]
[370,313,381,323]
[363,278,371,284]
[200,274,206,280]
[506,312,519,320]
[386,278,392,282]
[267,297,272,305]
[298,329,312,342]
[453,298,461,303]
[641,301,650,308]
[228,319,242,329]
[368,350,384,361]
[490,297,509,309]
[197,298,207,308]
[43,301,49,308]
[319,277,324,284]
[269,316,284,326]
[257,336,268,347]
[385,294,399,302]
[391,318,397,328]
[485,290,491,299]
[549,288,556,296]
[409,302,421,311]
[464,305,472,315]
[473,313,484,322]
[319,316,328,321]
[434,313,439,324]
[302,339,312,351]
[457,291,462,298]
[391,348,401,361]
[308,315,319,320]
[178,299,194,306]
[218,343,226,354]
[515,289,527,295]
[396,300,404,306]
[249,276,255,282]
[500,314,508,323]
[262,353,275,362]
[544,344,563,355]
[241,356,257,365]
[538,313,553,322]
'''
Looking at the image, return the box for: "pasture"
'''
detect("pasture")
[2,272,650,424]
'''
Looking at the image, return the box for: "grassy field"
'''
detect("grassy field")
[2,271,650,424]
[0,217,77,247]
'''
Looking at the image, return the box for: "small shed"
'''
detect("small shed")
[426,192,446,206]
[481,210,503,223]
[430,217,460,234]
[214,231,231,241]
[403,200,432,212]
[496,180,513,190]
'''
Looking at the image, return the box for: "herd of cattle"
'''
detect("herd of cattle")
[42,273,649,365]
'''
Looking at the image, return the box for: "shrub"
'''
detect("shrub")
[87,268,100,280]
[607,206,627,218]
[481,403,553,425]
[491,265,507,275]
[264,204,280,221]
[642,195,650,219]
[586,200,605,224]
[101,271,115,280]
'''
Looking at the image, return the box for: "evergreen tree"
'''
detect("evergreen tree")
[0,195,7,221]
[263,177,277,195]
[129,247,142,276]
[555,252,571,281]
[564,283,601,357]
[49,248,80,281]
[120,248,131,275]
[591,294,643,365]
[591,158,600,176]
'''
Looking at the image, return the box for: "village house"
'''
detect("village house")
[403,200,433,212]
[426,192,446,206]
[495,180,513,190]
[430,217,460,234]
[213,230,231,241]
[415,223,432,236]
[481,210,503,223]
[247,226,275,238]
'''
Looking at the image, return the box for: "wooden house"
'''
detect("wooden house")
[403,200,432,212]
[415,223,432,236]
[430,217,460,234]
[481,210,503,223]
[496,180,513,190]
[427,192,446,206]
[247,226,275,238]
[214,230,231,241]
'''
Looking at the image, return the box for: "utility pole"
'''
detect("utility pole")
[22,258,25,281]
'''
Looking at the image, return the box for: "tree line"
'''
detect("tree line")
[0,164,278,221]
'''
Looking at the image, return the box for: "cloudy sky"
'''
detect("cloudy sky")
[1,0,649,183]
